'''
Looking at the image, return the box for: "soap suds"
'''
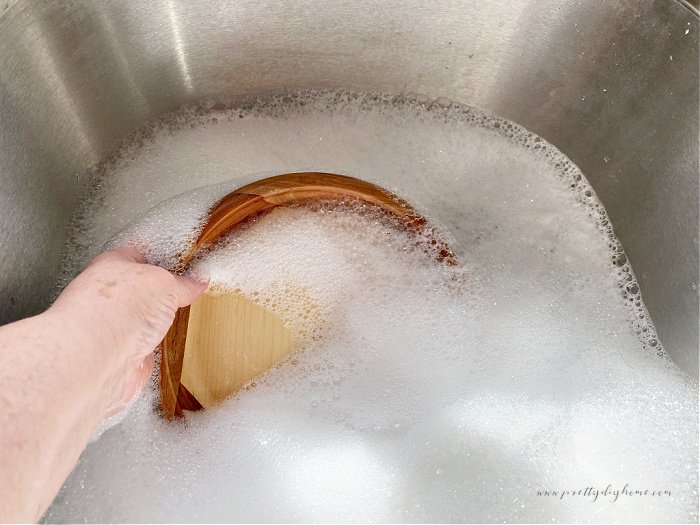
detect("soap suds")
[46,90,697,523]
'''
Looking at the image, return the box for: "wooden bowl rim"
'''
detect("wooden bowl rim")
[159,172,454,419]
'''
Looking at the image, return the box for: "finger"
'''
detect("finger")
[172,274,209,307]
[111,245,147,264]
[139,353,155,387]
[103,354,155,420]
[91,246,147,266]
[124,354,154,405]
[123,354,155,406]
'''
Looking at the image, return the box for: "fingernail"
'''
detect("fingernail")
[188,271,210,286]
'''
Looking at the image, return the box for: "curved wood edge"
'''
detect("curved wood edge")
[160,172,455,419]
[160,306,191,419]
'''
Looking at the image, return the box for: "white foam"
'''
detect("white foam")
[46,91,698,523]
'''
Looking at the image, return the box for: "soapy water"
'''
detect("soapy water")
[46,91,697,523]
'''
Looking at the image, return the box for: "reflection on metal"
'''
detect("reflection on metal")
[165,0,194,93]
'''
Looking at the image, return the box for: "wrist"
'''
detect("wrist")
[40,306,119,421]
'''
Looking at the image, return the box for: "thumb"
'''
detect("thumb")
[172,274,209,307]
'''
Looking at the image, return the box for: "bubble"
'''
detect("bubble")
[47,90,697,524]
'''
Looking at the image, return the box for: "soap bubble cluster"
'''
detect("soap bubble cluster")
[46,90,697,523]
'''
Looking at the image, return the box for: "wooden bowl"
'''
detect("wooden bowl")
[159,172,454,419]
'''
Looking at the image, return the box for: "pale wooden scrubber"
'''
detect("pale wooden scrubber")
[180,292,294,409]
[159,172,455,419]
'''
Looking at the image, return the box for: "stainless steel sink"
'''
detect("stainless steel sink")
[0,0,697,377]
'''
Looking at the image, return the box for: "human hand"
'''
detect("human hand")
[49,247,207,419]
